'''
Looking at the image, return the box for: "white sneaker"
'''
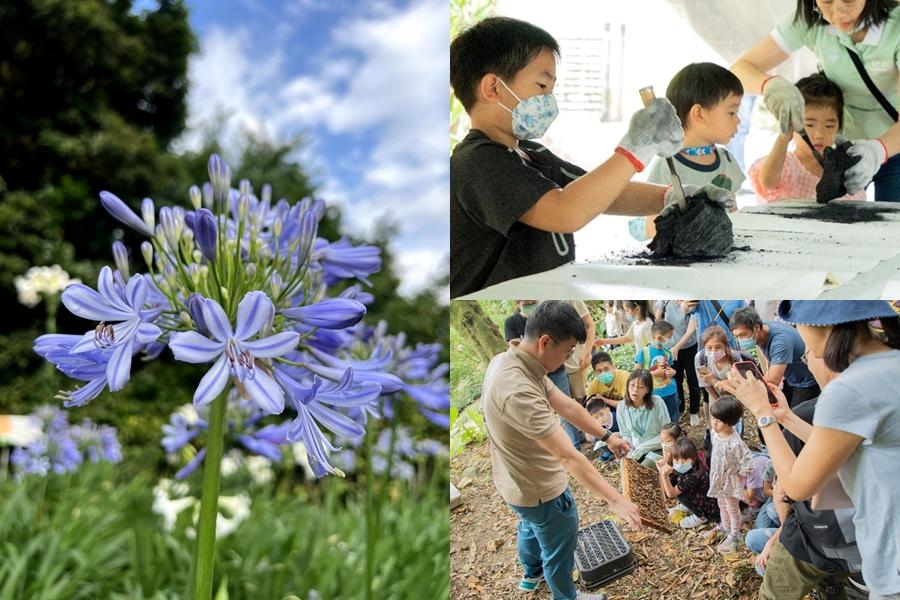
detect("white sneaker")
[575,592,608,600]
[667,503,689,517]
[679,514,708,529]
[690,413,700,427]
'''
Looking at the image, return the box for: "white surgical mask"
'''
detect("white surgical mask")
[673,461,692,474]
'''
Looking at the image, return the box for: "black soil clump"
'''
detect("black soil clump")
[648,193,733,259]
[816,141,861,203]
[779,202,891,224]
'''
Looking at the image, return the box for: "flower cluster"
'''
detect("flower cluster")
[331,426,448,482]
[10,405,122,478]
[35,154,449,477]
[14,265,80,308]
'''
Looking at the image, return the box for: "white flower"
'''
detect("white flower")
[15,265,80,307]
[291,442,315,479]
[175,404,200,426]
[245,455,274,486]
[220,450,241,478]
[152,484,196,532]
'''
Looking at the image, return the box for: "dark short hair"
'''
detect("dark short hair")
[625,368,655,410]
[671,436,699,462]
[710,394,743,426]
[796,72,845,129]
[450,16,560,113]
[585,396,606,414]
[651,320,674,337]
[794,0,895,29]
[592,351,613,368]
[729,307,763,332]
[523,301,587,344]
[661,421,684,441]
[666,62,744,127]
[823,316,900,372]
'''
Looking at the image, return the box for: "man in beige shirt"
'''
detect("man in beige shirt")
[482,301,642,600]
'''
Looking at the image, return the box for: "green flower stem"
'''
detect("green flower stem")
[193,387,229,600]
[364,424,376,600]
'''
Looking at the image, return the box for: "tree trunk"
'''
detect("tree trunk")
[450,301,506,365]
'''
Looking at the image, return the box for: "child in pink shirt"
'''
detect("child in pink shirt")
[749,73,866,203]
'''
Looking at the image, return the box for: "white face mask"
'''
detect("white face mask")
[673,461,692,474]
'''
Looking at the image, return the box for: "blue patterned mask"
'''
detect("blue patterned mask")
[497,78,558,140]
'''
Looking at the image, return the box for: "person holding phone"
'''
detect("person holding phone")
[729,306,820,408]
[721,301,900,600]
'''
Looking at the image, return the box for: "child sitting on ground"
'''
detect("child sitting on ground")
[633,62,746,240]
[658,436,720,529]
[616,369,670,469]
[707,395,754,553]
[634,321,680,423]
[749,72,866,203]
[585,352,630,461]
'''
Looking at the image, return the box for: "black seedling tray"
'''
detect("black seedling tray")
[574,520,637,589]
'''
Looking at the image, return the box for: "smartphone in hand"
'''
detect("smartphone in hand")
[733,360,779,405]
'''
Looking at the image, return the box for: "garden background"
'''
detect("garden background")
[0,1,449,598]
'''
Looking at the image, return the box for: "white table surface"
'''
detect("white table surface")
[461,201,900,300]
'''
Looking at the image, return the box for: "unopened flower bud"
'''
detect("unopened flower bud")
[112,241,129,279]
[141,241,154,268]
[189,185,202,210]
[142,198,156,231]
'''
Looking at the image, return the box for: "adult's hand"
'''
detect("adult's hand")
[661,184,736,215]
[607,433,632,458]
[581,352,592,369]
[845,139,888,193]
[617,98,684,170]
[610,496,644,531]
[719,368,773,418]
[763,77,804,135]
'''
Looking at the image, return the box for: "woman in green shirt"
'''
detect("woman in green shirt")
[732,0,900,201]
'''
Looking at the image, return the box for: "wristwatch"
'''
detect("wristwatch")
[600,428,612,442]
[758,415,777,428]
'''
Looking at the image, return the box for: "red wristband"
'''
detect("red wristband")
[760,75,778,94]
[615,146,645,172]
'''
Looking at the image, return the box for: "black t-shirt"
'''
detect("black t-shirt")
[504,312,527,342]
[450,129,585,298]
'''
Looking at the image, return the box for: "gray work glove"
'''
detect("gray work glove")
[763,76,805,135]
[843,138,887,193]
[660,184,737,217]
[617,98,684,170]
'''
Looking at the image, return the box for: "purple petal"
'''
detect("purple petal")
[124,274,148,310]
[306,402,365,438]
[241,332,299,358]
[61,284,132,322]
[99,191,154,236]
[193,355,230,407]
[282,298,366,330]
[242,370,285,414]
[201,298,233,341]
[136,322,162,344]
[234,291,273,340]
[305,362,402,394]
[169,332,225,363]
[175,447,207,480]
[98,267,130,313]
[106,339,134,392]
[61,377,107,408]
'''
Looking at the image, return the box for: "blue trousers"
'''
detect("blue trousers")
[872,153,900,202]
[549,367,584,447]
[509,488,580,600]
[660,392,680,423]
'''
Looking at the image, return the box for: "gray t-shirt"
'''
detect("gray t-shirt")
[762,321,817,389]
[813,349,900,594]
[655,300,696,348]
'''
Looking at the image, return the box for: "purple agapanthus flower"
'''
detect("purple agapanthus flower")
[312,238,381,285]
[282,298,366,330]
[34,334,112,407]
[169,291,299,413]
[61,266,162,391]
[274,366,380,476]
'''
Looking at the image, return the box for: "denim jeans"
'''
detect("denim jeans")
[872,153,900,203]
[746,526,778,554]
[660,392,680,423]
[508,488,580,600]
[755,498,780,530]
[549,367,583,447]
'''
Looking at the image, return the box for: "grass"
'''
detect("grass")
[0,458,449,600]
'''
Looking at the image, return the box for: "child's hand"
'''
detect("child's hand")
[665,367,676,378]
[657,461,673,476]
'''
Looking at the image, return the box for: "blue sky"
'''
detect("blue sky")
[160,0,448,296]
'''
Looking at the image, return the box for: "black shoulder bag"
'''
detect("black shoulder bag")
[845,47,899,122]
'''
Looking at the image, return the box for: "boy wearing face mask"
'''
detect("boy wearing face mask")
[585,352,628,461]
[450,17,712,298]
[634,320,680,423]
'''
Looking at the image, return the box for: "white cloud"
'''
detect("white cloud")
[179,0,449,296]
